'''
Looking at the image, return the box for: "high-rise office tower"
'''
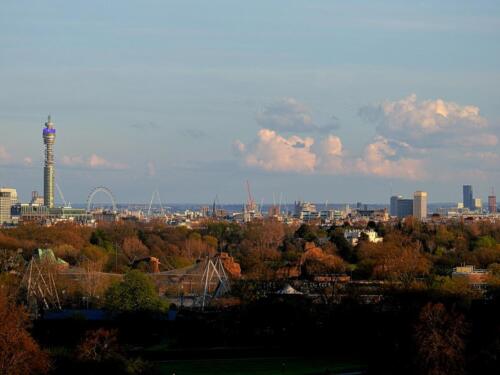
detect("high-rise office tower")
[397,198,413,218]
[488,191,497,214]
[413,191,428,220]
[390,195,402,217]
[463,185,473,211]
[43,115,56,208]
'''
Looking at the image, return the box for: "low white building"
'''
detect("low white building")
[344,229,383,246]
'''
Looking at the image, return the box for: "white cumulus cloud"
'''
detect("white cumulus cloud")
[235,130,424,179]
[234,94,497,181]
[315,135,345,173]
[359,94,495,148]
[355,136,426,180]
[235,129,316,173]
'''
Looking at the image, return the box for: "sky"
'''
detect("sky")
[1,0,500,204]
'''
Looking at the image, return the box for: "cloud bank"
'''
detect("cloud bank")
[256,97,340,133]
[359,94,496,148]
[62,154,128,170]
[235,131,424,180]
[235,95,499,181]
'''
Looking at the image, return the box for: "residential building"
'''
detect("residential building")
[344,229,383,246]
[474,198,482,212]
[0,188,18,224]
[294,201,317,220]
[268,205,281,217]
[488,194,497,214]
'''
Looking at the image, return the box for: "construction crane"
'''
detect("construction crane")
[55,182,69,208]
[148,189,165,217]
[278,192,283,216]
[246,180,256,212]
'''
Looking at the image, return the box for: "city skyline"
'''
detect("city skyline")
[1,112,497,206]
[1,1,500,203]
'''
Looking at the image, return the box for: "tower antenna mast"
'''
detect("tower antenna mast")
[42,115,56,208]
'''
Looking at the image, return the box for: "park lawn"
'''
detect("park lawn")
[157,357,364,375]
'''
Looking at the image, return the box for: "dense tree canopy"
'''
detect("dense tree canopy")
[0,219,499,283]
[0,291,50,375]
[104,270,167,313]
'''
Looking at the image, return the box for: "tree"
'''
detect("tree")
[0,291,50,375]
[295,224,318,242]
[434,276,481,304]
[74,328,151,374]
[53,244,79,265]
[80,259,110,304]
[357,241,430,286]
[415,303,467,375]
[82,244,108,264]
[122,237,149,261]
[77,329,120,363]
[104,270,167,313]
[473,246,500,268]
[244,220,285,251]
[329,228,354,262]
[301,245,347,277]
[237,220,285,278]
[474,235,496,250]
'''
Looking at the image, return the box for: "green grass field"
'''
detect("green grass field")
[157,357,364,375]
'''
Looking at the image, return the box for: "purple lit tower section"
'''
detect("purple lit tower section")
[43,115,56,208]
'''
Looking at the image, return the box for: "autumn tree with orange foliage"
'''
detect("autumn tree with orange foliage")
[3,222,91,250]
[357,240,431,286]
[122,236,150,262]
[301,243,347,278]
[238,220,285,278]
[0,291,50,375]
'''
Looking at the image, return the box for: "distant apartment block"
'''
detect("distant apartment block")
[488,194,497,214]
[474,198,482,211]
[294,201,317,220]
[0,188,18,224]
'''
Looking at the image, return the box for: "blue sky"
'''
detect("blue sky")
[1,0,499,204]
